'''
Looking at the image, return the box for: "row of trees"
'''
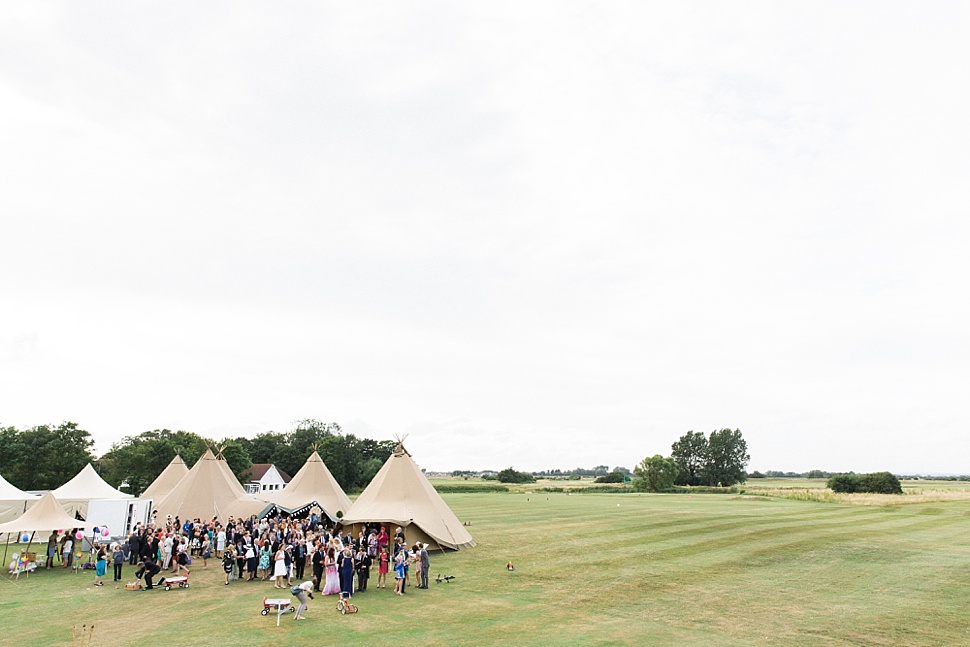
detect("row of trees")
[633,428,751,492]
[99,429,253,496]
[233,420,396,494]
[533,466,630,478]
[102,419,396,496]
[749,470,835,479]
[1,419,396,496]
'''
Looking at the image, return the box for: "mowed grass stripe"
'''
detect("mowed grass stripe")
[3,492,969,646]
[451,493,970,646]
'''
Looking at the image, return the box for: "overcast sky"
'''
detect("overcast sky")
[2,2,968,474]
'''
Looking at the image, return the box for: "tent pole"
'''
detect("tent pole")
[2,532,10,573]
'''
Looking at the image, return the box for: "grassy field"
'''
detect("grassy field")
[2,489,969,646]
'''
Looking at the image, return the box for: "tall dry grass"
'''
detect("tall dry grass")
[744,484,970,505]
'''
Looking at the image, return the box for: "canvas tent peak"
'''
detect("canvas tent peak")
[343,441,474,551]
[154,448,266,522]
[261,450,352,521]
[51,464,132,500]
[141,453,189,500]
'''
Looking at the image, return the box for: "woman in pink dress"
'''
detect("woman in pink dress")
[322,546,340,595]
[377,547,389,589]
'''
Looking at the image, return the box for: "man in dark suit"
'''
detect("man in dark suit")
[128,532,141,565]
[135,558,161,590]
[355,549,372,592]
[311,541,325,592]
[417,544,430,589]
[294,539,307,580]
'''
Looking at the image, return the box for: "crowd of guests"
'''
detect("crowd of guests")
[118,511,432,604]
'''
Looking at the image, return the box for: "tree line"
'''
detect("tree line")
[0,419,396,496]
[749,470,835,479]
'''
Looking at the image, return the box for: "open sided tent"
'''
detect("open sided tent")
[141,454,189,500]
[0,473,39,525]
[0,491,93,535]
[343,442,475,551]
[261,451,352,520]
[0,491,96,573]
[51,464,133,520]
[154,449,267,522]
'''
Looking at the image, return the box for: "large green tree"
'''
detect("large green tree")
[0,422,95,490]
[670,431,708,486]
[702,428,750,487]
[98,429,209,496]
[633,455,679,492]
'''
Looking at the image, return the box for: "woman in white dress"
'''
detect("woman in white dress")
[273,545,287,589]
[216,529,226,558]
[161,535,174,570]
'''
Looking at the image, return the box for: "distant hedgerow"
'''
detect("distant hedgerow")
[827,472,902,494]
[433,484,509,493]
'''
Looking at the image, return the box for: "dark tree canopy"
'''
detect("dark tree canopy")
[594,471,626,484]
[99,429,209,496]
[233,419,395,491]
[496,467,535,484]
[828,472,902,494]
[670,428,750,487]
[0,422,96,491]
[702,428,750,487]
[633,455,679,492]
[47,418,397,497]
[670,430,708,486]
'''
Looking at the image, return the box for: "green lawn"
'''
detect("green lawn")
[2,491,969,646]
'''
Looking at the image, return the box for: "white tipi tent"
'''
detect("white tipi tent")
[154,450,267,522]
[262,451,352,521]
[343,442,475,551]
[52,464,131,500]
[0,473,38,525]
[51,464,132,519]
[141,454,189,501]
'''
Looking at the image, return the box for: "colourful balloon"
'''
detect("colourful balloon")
[75,531,83,540]
[102,528,110,537]
[20,533,29,543]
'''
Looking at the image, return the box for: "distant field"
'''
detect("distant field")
[432,475,970,503]
[2,490,969,646]
[743,478,970,505]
